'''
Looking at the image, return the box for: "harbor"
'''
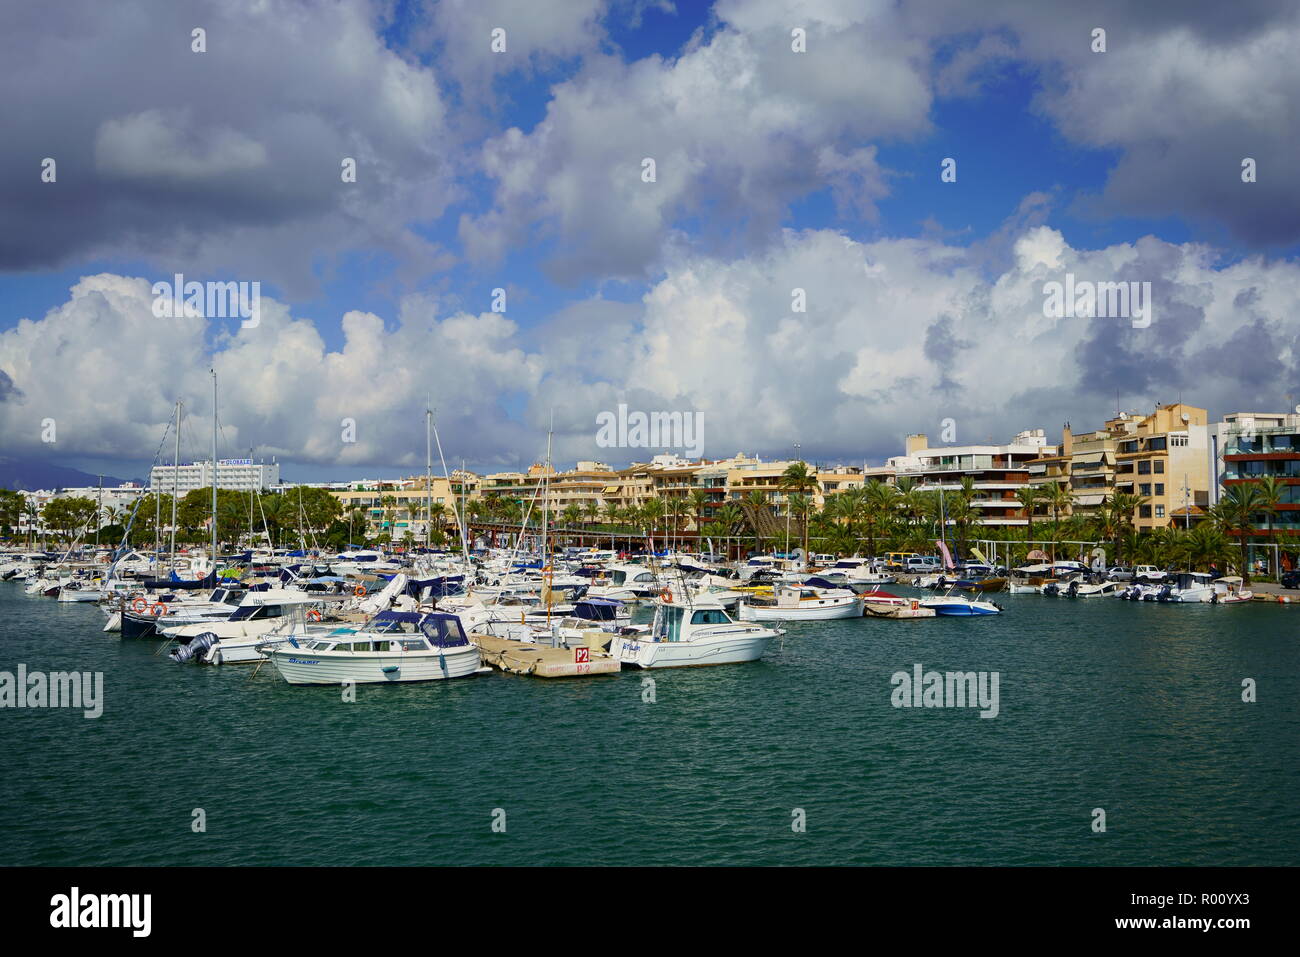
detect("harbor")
[2,574,1296,868]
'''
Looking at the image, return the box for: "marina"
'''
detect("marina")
[2,570,1296,868]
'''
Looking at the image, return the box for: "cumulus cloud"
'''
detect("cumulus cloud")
[3,225,1299,474]
[918,0,1300,246]
[0,275,541,474]
[460,0,932,281]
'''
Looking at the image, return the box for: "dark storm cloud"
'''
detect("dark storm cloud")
[0,0,455,294]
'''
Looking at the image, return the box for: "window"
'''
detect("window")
[1155,505,1165,518]
[1154,460,1165,474]
[1140,484,1151,495]
[1138,461,1151,474]
[691,609,730,625]
[1155,484,1164,495]
[1148,437,1167,451]
[1139,506,1152,518]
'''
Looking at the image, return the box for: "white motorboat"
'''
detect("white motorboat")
[739,584,862,621]
[55,579,102,602]
[1158,572,1217,603]
[609,595,777,668]
[261,610,481,685]
[164,597,336,663]
[585,563,664,601]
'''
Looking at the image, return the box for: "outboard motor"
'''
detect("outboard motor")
[1155,584,1172,602]
[1043,582,1059,597]
[1067,580,1080,598]
[169,632,218,664]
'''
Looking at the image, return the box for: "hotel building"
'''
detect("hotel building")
[149,458,280,493]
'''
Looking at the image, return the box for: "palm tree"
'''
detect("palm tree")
[688,488,710,535]
[714,502,743,559]
[861,481,896,558]
[561,504,581,544]
[1213,482,1266,584]
[780,462,819,559]
[1107,492,1145,566]
[1254,475,1283,577]
[1015,486,1041,547]
[1044,483,1072,563]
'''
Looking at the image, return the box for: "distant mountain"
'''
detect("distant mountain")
[0,456,137,491]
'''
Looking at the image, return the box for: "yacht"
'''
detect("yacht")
[739,584,862,621]
[260,610,481,685]
[609,595,778,668]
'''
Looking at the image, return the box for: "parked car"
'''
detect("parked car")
[1280,570,1300,589]
[905,556,941,574]
[1106,566,1135,581]
[1132,565,1168,583]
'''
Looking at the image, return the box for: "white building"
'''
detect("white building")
[149,458,279,493]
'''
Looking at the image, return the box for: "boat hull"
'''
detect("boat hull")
[609,631,772,668]
[268,646,481,684]
[738,600,860,621]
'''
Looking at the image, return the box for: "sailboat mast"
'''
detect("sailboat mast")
[210,370,217,570]
[425,400,432,550]
[170,400,181,572]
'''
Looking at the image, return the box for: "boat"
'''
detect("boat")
[863,592,934,619]
[1210,576,1253,604]
[260,610,481,685]
[738,584,862,621]
[1158,572,1217,603]
[163,596,337,664]
[919,591,1002,616]
[609,595,778,668]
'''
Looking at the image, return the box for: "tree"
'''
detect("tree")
[1212,482,1266,585]
[1015,486,1041,546]
[0,489,24,537]
[1254,475,1283,577]
[1044,483,1073,563]
[1107,492,1146,566]
[780,462,819,559]
[688,488,710,535]
[42,496,98,542]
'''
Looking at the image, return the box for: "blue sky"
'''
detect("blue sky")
[3,0,1299,485]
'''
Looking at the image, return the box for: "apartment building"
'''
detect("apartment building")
[1112,403,1209,529]
[1213,410,1300,541]
[890,430,1054,526]
[330,472,476,538]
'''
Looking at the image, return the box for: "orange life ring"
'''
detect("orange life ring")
[132,598,147,613]
[306,609,322,621]
[150,602,168,617]
[354,584,368,597]
[660,588,673,602]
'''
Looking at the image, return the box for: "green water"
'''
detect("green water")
[2,582,1297,866]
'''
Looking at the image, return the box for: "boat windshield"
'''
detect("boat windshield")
[690,608,730,625]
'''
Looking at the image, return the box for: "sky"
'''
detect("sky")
[2,0,1300,484]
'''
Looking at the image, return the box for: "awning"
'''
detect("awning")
[1074,493,1106,506]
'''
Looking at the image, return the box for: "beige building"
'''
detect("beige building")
[330,471,478,539]
[1113,403,1209,529]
